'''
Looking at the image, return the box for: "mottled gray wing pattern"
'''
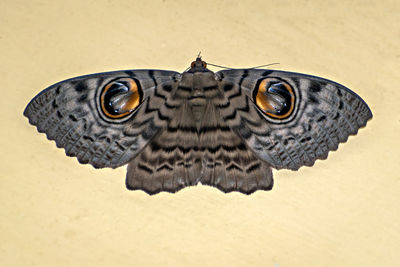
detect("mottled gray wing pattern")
[24,69,179,168]
[217,69,372,170]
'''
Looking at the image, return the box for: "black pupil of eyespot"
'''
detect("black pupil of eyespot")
[104,82,129,115]
[267,83,292,115]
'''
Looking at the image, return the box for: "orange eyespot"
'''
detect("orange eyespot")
[254,78,295,120]
[100,78,142,119]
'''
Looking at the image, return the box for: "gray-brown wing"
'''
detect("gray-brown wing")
[24,69,179,168]
[198,99,273,194]
[216,69,372,170]
[126,95,202,194]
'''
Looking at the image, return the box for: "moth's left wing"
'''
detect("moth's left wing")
[24,69,179,168]
[217,69,372,170]
[126,99,203,194]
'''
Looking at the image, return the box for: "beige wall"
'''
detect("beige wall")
[1,0,399,266]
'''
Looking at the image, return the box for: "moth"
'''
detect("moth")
[24,57,372,194]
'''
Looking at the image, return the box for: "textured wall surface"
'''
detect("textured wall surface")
[1,0,399,266]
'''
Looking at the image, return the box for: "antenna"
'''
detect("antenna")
[207,63,233,69]
[206,62,280,70]
[248,63,280,69]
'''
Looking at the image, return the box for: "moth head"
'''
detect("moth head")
[188,57,209,73]
[100,78,143,119]
[253,77,295,120]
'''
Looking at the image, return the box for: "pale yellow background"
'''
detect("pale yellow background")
[1,0,399,266]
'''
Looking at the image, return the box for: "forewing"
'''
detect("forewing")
[217,69,372,170]
[24,69,179,168]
